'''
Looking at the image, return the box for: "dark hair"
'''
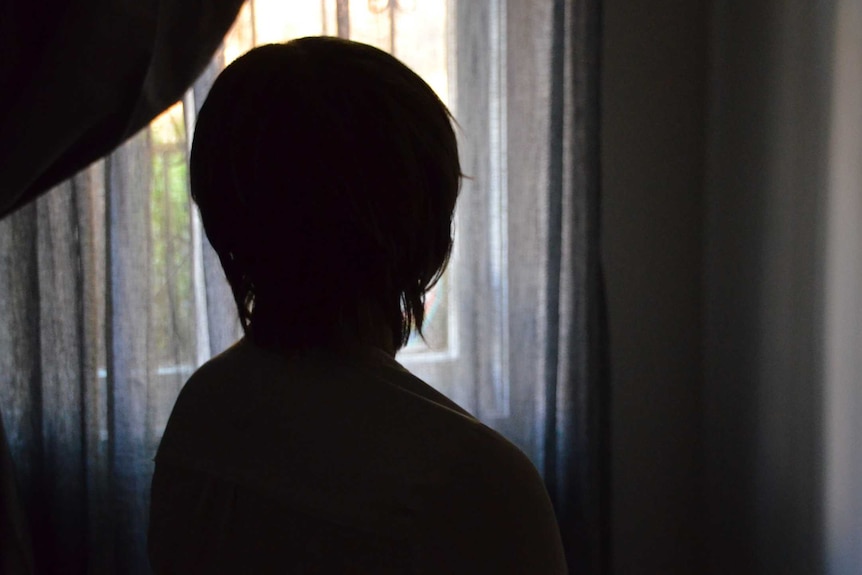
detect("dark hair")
[190,37,461,351]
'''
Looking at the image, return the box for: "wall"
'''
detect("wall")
[601,0,709,573]
[823,1,862,571]
[704,1,835,573]
[605,1,862,573]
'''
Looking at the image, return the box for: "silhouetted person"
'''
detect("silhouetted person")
[148,37,567,574]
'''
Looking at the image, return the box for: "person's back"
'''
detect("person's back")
[148,37,567,574]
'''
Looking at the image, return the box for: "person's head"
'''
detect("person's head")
[190,37,461,353]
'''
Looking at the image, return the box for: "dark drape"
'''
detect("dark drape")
[544,1,610,573]
[0,0,245,218]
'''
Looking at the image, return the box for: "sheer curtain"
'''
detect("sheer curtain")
[449,1,609,571]
[0,1,608,573]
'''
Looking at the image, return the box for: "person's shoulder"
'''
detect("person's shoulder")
[412,423,568,574]
[453,423,553,511]
[155,339,267,463]
[165,338,306,418]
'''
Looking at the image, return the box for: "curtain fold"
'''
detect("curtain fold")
[453,1,608,573]
[544,0,610,572]
[0,407,33,574]
[105,133,154,573]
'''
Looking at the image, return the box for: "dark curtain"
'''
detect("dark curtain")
[0,0,244,217]
[543,2,610,572]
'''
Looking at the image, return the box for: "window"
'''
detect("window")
[141,0,514,424]
[1,1,608,571]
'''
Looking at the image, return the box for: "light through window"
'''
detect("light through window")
[147,0,456,369]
